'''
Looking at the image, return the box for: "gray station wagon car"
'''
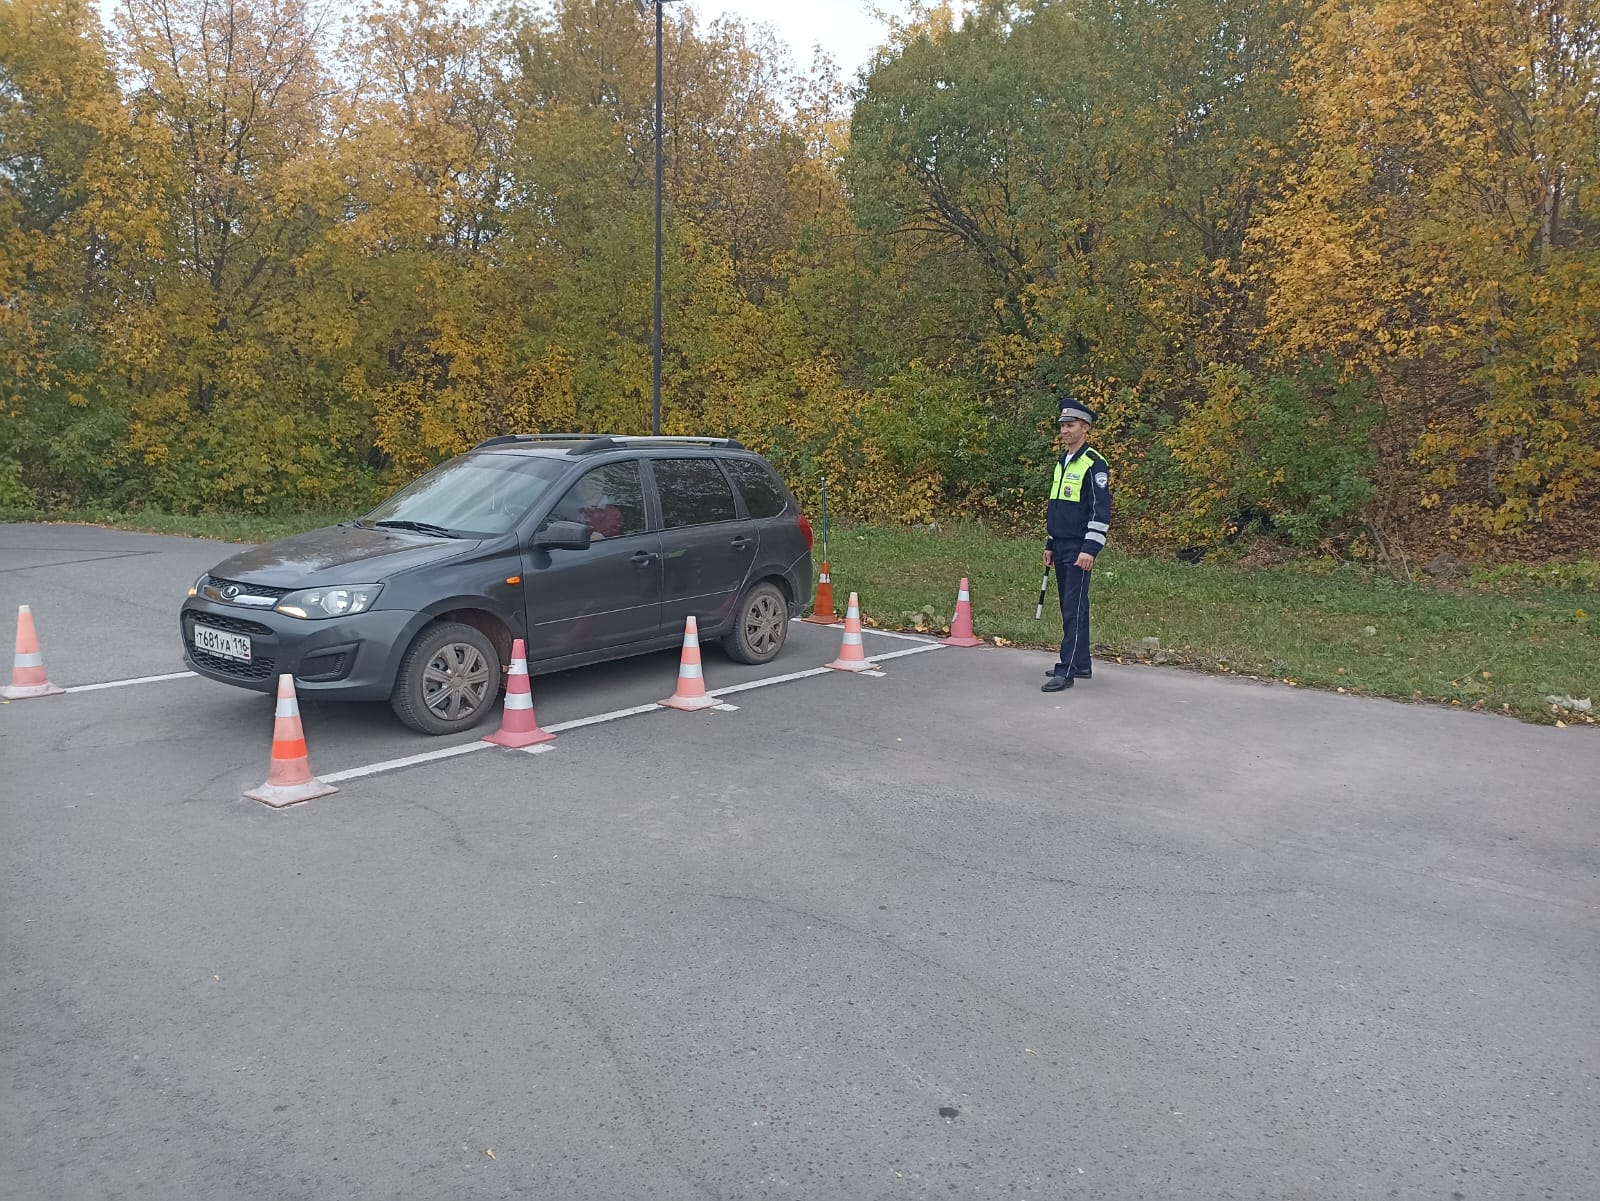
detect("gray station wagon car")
[180,435,814,734]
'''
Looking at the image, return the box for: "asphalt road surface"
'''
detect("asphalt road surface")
[3,524,1597,1200]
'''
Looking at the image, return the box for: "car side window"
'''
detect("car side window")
[547,462,647,540]
[654,458,737,528]
[723,458,788,519]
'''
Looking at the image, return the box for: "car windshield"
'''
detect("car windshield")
[360,454,571,537]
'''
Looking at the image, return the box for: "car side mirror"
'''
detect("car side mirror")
[534,519,593,550]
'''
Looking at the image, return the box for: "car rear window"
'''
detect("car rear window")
[722,457,788,518]
[654,458,738,527]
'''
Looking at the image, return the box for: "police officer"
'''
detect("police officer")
[1042,397,1111,692]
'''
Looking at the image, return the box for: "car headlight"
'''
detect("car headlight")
[188,573,206,598]
[275,584,382,620]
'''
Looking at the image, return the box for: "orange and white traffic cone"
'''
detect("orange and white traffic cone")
[803,561,841,625]
[941,577,984,647]
[660,615,720,711]
[483,638,555,748]
[243,675,338,808]
[2,604,64,700]
[825,592,877,672]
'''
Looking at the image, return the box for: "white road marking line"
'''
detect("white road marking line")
[709,666,832,696]
[63,671,197,693]
[296,641,952,786]
[858,628,945,644]
[790,617,944,645]
[865,643,946,663]
[544,701,663,732]
[321,741,491,782]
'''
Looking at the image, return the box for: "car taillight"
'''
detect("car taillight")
[797,513,814,549]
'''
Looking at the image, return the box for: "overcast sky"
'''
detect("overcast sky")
[94,1,919,83]
[668,0,914,80]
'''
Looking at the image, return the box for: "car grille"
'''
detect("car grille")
[185,613,276,680]
[203,576,293,602]
[189,646,277,680]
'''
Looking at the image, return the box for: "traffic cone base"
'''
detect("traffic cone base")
[660,691,721,711]
[484,723,557,748]
[825,656,877,673]
[243,777,339,809]
[244,675,337,808]
[484,639,556,747]
[3,605,65,699]
[826,592,877,672]
[661,615,720,711]
[941,576,984,647]
[1,679,66,700]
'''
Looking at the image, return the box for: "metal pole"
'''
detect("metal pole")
[818,475,829,561]
[652,0,664,436]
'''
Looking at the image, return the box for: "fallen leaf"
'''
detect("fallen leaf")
[1555,720,1567,728]
[486,1149,495,1159]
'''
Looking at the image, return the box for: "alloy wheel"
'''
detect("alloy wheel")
[421,641,493,722]
[743,592,787,657]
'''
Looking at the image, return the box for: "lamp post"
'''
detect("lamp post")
[649,0,680,436]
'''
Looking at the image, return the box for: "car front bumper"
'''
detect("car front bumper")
[179,598,424,701]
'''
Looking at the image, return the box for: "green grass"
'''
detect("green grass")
[0,505,340,544]
[7,508,1596,725]
[819,525,1599,727]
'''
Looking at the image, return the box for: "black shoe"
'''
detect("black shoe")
[1041,674,1073,692]
[1044,668,1091,680]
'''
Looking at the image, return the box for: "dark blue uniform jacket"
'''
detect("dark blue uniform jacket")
[1046,445,1112,558]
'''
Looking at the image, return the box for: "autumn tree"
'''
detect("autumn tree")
[1256,0,1600,544]
[0,0,132,505]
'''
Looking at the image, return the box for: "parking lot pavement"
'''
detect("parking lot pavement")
[4,525,1599,1200]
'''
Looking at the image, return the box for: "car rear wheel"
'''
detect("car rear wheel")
[723,581,788,665]
[390,622,501,735]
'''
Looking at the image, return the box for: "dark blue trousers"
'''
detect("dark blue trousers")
[1051,544,1093,678]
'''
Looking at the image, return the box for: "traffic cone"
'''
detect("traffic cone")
[825,593,877,672]
[243,675,338,808]
[660,615,720,711]
[941,577,984,647]
[2,605,64,700]
[483,638,555,748]
[803,561,841,625]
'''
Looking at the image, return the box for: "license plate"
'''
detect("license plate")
[194,623,252,662]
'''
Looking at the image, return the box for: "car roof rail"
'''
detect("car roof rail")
[473,433,605,449]
[569,435,746,456]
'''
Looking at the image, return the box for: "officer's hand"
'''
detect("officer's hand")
[1075,552,1095,571]
[1043,548,1053,567]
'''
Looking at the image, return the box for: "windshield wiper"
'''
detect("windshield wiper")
[372,519,460,538]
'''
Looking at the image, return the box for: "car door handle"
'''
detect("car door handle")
[731,536,754,549]
[631,551,658,565]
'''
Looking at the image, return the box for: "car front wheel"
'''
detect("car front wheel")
[390,622,502,735]
[723,581,788,665]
